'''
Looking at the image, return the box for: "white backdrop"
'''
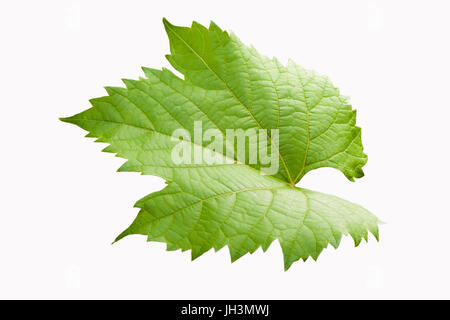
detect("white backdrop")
[1,0,449,299]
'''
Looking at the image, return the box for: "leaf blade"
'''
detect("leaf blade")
[62,19,379,269]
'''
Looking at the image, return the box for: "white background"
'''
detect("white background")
[1,0,449,299]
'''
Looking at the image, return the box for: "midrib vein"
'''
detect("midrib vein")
[293,66,311,183]
[165,24,294,185]
[64,117,291,187]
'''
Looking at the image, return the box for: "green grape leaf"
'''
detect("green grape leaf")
[61,18,380,270]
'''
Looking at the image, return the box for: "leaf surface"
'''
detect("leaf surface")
[62,19,380,269]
